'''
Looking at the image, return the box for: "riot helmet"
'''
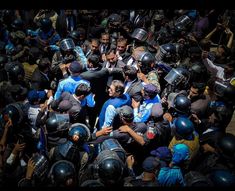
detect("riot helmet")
[107,13,121,30]
[2,103,24,126]
[0,55,8,69]
[174,15,192,32]
[49,160,76,187]
[94,150,125,186]
[100,138,127,163]
[60,38,75,52]
[209,169,235,187]
[5,62,25,82]
[173,94,191,115]
[214,81,235,104]
[156,43,176,62]
[31,153,49,180]
[184,171,212,186]
[216,133,235,161]
[136,51,155,74]
[67,30,80,42]
[68,123,90,144]
[46,113,70,135]
[189,62,208,83]
[131,28,148,42]
[39,18,52,33]
[164,67,190,87]
[174,117,194,139]
[11,18,24,31]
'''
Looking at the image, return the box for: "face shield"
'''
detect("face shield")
[32,153,49,180]
[60,38,75,52]
[164,68,185,86]
[100,138,126,163]
[175,15,192,31]
[131,28,148,42]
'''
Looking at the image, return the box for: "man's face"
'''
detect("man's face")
[90,41,99,52]
[188,87,199,99]
[117,41,127,53]
[108,84,116,97]
[100,34,110,45]
[106,52,117,64]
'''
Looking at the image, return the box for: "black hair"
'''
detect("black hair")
[192,82,206,94]
[87,54,100,68]
[38,57,50,71]
[123,65,137,81]
[75,83,91,97]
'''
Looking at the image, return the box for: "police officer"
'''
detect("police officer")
[49,123,91,175]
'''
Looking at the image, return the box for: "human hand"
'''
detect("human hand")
[12,140,26,155]
[100,126,113,135]
[201,51,209,59]
[4,118,13,130]
[26,157,36,180]
[132,98,140,109]
[118,125,130,133]
[126,155,135,169]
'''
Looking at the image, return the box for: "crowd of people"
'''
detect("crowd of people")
[0,9,235,187]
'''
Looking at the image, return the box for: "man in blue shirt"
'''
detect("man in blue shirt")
[132,83,161,123]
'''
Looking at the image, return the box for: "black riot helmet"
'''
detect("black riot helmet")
[11,18,24,31]
[68,123,90,144]
[136,51,155,74]
[156,43,177,62]
[164,67,190,87]
[60,38,75,52]
[45,113,70,135]
[67,30,80,43]
[174,15,192,33]
[2,103,24,126]
[5,62,25,82]
[131,28,148,42]
[184,171,212,187]
[216,133,235,161]
[31,153,49,180]
[189,62,208,83]
[95,150,125,186]
[40,18,52,33]
[100,138,127,163]
[174,117,194,139]
[214,81,235,104]
[49,160,76,187]
[173,94,191,115]
[209,169,235,187]
[107,13,121,30]
[0,55,8,69]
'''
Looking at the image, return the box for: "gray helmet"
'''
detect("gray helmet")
[131,28,148,42]
[60,38,75,52]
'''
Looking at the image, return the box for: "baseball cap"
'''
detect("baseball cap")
[172,143,190,165]
[142,156,160,173]
[117,105,134,122]
[150,146,172,162]
[27,89,47,104]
